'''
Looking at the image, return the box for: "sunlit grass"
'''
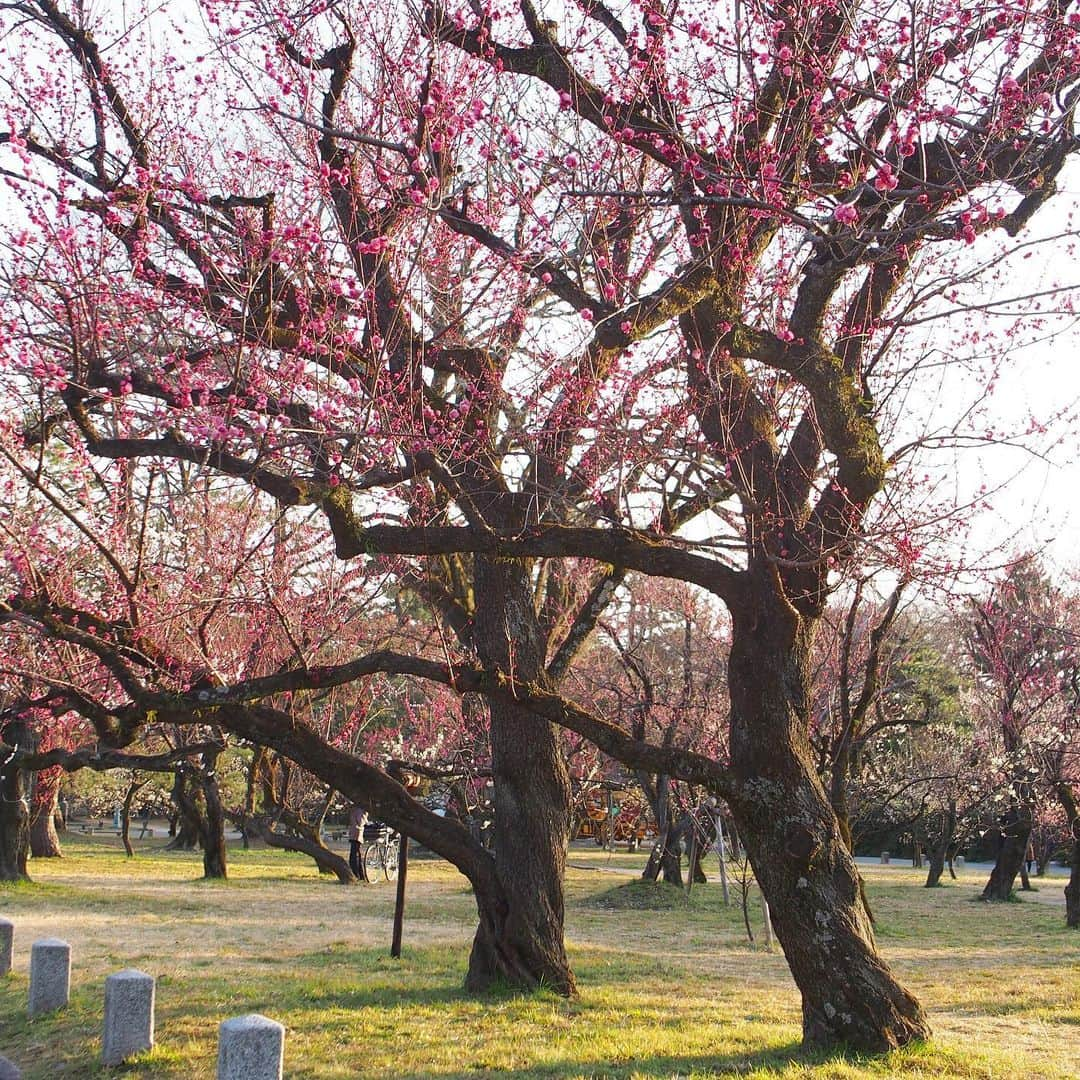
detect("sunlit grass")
[0,836,1076,1078]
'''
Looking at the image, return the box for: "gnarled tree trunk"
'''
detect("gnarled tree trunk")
[198,748,228,879]
[925,803,956,888]
[120,779,148,858]
[640,775,684,886]
[247,814,357,884]
[981,803,1031,901]
[29,771,63,859]
[466,557,575,996]
[726,587,929,1052]
[1055,781,1079,929]
[167,768,200,850]
[0,720,31,882]
[170,755,228,879]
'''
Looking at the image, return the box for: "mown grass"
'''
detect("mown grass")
[0,836,1076,1078]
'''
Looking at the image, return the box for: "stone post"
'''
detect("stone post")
[103,969,155,1065]
[28,938,70,1017]
[217,1014,284,1080]
[0,918,12,976]
[0,1054,21,1079]
[880,851,890,864]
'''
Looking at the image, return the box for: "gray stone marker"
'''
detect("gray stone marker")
[0,918,12,976]
[28,937,70,1017]
[880,851,891,864]
[0,1054,21,1079]
[103,969,155,1065]
[217,1014,284,1080]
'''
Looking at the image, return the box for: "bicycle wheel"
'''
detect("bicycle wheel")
[383,838,399,882]
[362,841,383,883]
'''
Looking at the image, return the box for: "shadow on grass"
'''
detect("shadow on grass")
[387,1040,853,1080]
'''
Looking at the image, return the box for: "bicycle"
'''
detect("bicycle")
[362,822,400,883]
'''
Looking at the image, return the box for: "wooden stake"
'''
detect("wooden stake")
[390,833,409,958]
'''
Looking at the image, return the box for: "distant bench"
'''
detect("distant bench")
[72,823,154,838]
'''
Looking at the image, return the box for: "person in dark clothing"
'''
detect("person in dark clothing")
[348,804,368,878]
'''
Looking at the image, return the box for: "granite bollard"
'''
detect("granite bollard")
[28,938,70,1017]
[217,1014,284,1080]
[0,918,12,976]
[103,969,155,1065]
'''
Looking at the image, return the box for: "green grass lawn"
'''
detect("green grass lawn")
[0,837,1076,1078]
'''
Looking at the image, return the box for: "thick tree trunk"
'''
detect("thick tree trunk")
[925,848,945,888]
[198,750,228,880]
[726,591,929,1051]
[120,780,146,858]
[981,804,1031,901]
[1066,838,1080,931]
[167,770,200,850]
[465,558,575,996]
[29,774,63,859]
[688,817,711,885]
[1055,782,1079,929]
[0,720,31,882]
[169,759,228,878]
[925,804,956,888]
[925,850,945,888]
[640,777,684,886]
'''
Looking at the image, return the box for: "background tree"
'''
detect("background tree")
[968,559,1069,900]
[809,579,908,852]
[584,575,728,885]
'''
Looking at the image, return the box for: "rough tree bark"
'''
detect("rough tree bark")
[925,804,957,888]
[120,779,147,858]
[640,775,684,886]
[726,581,930,1051]
[829,743,855,854]
[29,773,63,859]
[1055,781,1079,929]
[167,769,200,850]
[0,720,31,882]
[465,557,575,995]
[981,803,1031,901]
[687,810,714,885]
[249,751,352,879]
[170,754,228,879]
[198,748,228,879]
